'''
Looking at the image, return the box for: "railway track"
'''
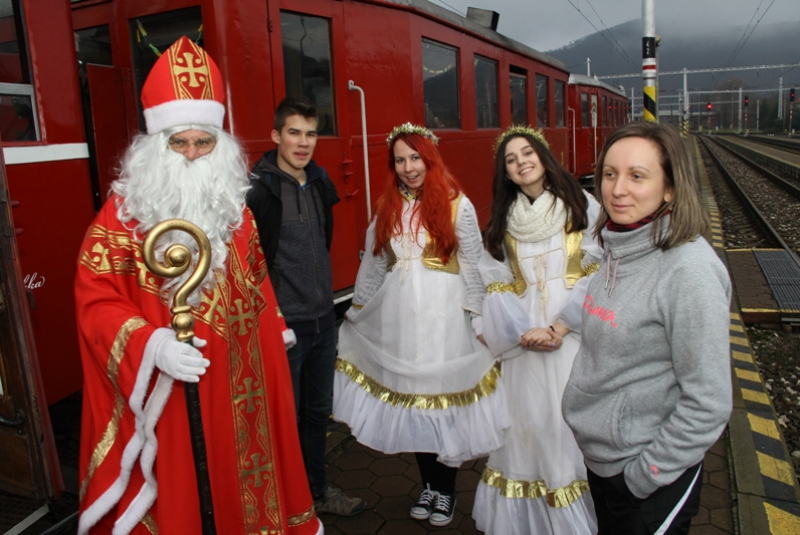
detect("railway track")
[700,135,800,256]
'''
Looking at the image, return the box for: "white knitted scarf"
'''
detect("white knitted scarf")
[506,190,568,243]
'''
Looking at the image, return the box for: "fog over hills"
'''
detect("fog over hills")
[545,18,800,97]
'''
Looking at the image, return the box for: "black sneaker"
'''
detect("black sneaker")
[429,492,456,526]
[410,484,439,520]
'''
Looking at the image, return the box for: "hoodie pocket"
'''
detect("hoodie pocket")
[563,383,631,460]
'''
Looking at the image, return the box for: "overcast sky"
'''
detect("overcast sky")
[429,0,800,52]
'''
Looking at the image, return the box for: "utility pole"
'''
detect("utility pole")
[779,77,783,119]
[642,0,657,122]
[757,99,760,131]
[738,87,742,132]
[682,68,689,137]
[587,57,591,76]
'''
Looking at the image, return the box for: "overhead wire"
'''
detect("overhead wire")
[582,0,639,68]
[724,0,764,67]
[725,0,777,67]
[565,0,639,71]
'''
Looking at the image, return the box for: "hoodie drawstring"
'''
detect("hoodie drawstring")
[604,256,620,297]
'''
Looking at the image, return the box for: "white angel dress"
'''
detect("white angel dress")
[334,192,509,466]
[473,190,601,535]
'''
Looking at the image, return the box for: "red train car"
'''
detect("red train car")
[2,0,605,504]
[0,0,93,500]
[567,73,629,187]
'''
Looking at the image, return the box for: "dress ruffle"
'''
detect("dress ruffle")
[333,360,509,466]
[474,477,597,535]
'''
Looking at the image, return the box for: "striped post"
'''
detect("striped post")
[642,0,657,122]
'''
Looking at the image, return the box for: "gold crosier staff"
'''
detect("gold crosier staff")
[143,219,216,535]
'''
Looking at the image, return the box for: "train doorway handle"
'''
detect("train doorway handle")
[348,80,371,222]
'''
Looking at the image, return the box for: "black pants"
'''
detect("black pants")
[415,452,457,495]
[588,462,703,535]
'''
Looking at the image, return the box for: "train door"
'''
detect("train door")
[0,148,61,501]
[269,0,361,292]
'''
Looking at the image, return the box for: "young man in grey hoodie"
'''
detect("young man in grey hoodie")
[247,96,366,516]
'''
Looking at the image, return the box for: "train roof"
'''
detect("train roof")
[384,0,569,72]
[568,73,628,97]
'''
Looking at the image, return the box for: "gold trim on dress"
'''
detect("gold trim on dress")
[584,262,600,276]
[384,242,398,272]
[421,193,463,274]
[335,358,500,410]
[141,512,158,534]
[481,466,590,508]
[486,281,515,294]
[503,233,528,296]
[288,506,316,526]
[80,316,148,502]
[563,227,586,288]
[351,303,364,310]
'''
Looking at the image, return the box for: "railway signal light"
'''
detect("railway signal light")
[744,95,749,107]
[707,102,712,111]
[791,88,796,102]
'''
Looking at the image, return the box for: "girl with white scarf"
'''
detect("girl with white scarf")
[472,126,601,535]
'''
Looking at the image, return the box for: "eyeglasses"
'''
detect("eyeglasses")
[168,135,217,155]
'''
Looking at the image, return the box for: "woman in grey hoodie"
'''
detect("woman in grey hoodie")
[562,122,732,535]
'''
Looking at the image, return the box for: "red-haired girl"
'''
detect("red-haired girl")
[334,124,508,528]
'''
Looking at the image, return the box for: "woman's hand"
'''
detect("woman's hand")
[520,327,562,351]
[477,334,488,347]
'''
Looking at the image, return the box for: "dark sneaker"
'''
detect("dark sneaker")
[410,484,439,520]
[429,492,456,526]
[314,486,366,516]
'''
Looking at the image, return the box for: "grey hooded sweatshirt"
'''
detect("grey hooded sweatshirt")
[562,220,732,499]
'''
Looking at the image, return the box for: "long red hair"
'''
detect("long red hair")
[373,133,461,262]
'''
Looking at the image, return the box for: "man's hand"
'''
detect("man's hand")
[153,327,210,382]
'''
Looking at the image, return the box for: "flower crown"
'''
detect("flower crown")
[494,125,548,153]
[386,123,439,146]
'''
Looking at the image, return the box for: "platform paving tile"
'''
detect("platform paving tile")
[323,425,733,534]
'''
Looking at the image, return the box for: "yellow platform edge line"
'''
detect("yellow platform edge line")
[764,502,800,535]
[748,413,781,440]
[757,451,796,487]
[742,389,771,405]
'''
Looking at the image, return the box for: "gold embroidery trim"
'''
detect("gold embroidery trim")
[481,466,590,508]
[141,512,158,534]
[584,262,600,276]
[486,281,515,294]
[503,233,528,296]
[80,316,148,502]
[351,303,365,309]
[336,358,500,410]
[421,193,463,274]
[563,228,586,288]
[288,506,316,526]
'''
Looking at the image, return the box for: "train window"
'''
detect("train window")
[603,96,608,127]
[281,11,336,136]
[422,39,459,129]
[535,74,548,128]
[509,71,527,125]
[474,55,498,129]
[0,0,37,141]
[75,25,113,66]
[554,80,565,127]
[129,7,203,132]
[581,93,589,127]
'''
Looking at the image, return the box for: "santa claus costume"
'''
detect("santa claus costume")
[75,37,322,535]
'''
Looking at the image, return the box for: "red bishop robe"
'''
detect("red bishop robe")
[75,197,321,535]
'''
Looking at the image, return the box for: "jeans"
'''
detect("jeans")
[286,324,338,500]
[588,462,703,535]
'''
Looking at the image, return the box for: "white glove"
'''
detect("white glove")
[283,328,297,349]
[152,327,210,383]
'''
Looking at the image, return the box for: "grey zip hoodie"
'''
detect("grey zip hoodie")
[562,220,732,499]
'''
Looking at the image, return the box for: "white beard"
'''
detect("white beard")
[111,127,251,306]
